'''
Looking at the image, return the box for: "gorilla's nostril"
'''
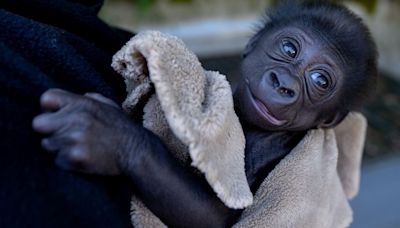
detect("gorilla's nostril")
[288,90,295,97]
[270,72,280,88]
[278,87,295,98]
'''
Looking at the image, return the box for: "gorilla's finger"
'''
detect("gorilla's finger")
[41,137,63,152]
[55,146,90,173]
[84,92,120,109]
[40,88,82,111]
[32,112,66,133]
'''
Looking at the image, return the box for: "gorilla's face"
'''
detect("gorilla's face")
[235,26,346,131]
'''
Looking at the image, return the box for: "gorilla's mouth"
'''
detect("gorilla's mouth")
[248,87,287,126]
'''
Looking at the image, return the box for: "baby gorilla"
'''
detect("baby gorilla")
[33,1,377,227]
[235,1,377,191]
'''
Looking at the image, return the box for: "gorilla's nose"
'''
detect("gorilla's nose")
[266,70,299,100]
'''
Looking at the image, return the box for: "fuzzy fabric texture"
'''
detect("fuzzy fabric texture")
[112,31,366,228]
[234,112,366,228]
[112,31,252,211]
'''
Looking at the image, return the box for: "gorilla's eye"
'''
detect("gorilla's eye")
[282,40,297,58]
[310,72,329,89]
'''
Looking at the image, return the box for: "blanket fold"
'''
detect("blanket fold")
[112,31,366,228]
[112,31,252,211]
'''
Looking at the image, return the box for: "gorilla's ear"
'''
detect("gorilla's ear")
[319,111,349,129]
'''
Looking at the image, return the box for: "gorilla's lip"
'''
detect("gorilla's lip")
[247,86,287,126]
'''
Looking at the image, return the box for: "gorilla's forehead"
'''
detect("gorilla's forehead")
[260,25,338,50]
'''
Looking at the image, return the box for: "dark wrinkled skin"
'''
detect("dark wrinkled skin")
[234,26,347,132]
[33,90,130,175]
[32,4,377,227]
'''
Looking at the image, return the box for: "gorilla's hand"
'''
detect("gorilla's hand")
[32,88,138,175]
[32,89,241,227]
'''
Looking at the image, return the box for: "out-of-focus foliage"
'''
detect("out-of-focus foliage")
[110,0,193,18]
[109,0,377,18]
[135,0,155,17]
[170,0,192,3]
[269,0,377,14]
[348,0,377,14]
[135,0,193,7]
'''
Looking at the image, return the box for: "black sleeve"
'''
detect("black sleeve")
[0,1,135,227]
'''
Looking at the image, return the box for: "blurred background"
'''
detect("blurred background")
[99,0,399,227]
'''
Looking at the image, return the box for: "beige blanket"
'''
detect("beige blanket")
[234,112,366,228]
[111,31,366,228]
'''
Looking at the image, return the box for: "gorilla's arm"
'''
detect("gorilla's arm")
[32,89,241,228]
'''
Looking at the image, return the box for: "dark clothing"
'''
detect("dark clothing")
[243,127,306,192]
[0,0,133,227]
